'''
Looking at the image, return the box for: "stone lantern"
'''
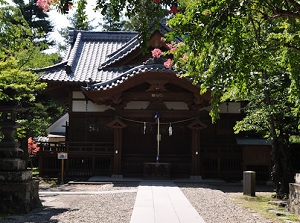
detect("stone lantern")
[0,96,41,214]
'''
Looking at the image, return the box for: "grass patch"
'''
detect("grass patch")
[232,194,300,222]
[40,178,59,185]
[31,168,39,176]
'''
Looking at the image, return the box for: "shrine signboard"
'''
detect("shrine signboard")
[57,152,68,184]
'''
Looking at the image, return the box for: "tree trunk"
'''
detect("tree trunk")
[271,132,294,198]
[262,69,293,198]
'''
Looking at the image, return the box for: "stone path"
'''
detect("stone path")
[130,181,206,223]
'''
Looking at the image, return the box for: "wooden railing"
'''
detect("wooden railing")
[37,142,270,180]
[201,155,243,179]
[39,141,114,153]
[38,141,114,178]
[199,145,243,179]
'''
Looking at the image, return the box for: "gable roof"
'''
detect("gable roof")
[37,30,139,84]
[36,21,184,91]
[46,113,69,135]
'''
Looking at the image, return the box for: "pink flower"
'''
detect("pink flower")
[37,0,46,7]
[152,48,162,58]
[43,3,50,12]
[169,5,178,14]
[37,0,60,12]
[164,59,172,68]
[166,43,176,54]
[37,0,50,11]
[170,47,176,54]
[153,0,160,3]
[36,0,43,7]
[166,43,173,49]
[183,54,188,61]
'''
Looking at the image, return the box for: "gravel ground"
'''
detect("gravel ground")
[0,181,279,223]
[178,183,274,223]
[0,182,139,223]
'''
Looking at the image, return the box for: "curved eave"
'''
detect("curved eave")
[83,64,177,92]
[34,33,82,74]
[33,61,68,73]
[43,79,86,86]
[81,66,202,103]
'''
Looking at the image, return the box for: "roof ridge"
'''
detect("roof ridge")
[65,32,82,74]
[63,45,72,61]
[106,34,139,58]
[98,35,140,70]
[78,30,138,34]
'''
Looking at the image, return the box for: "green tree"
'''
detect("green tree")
[0,5,47,99]
[56,0,94,57]
[101,4,133,31]
[0,3,63,140]
[39,0,178,47]
[165,0,300,198]
[69,0,94,30]
[12,0,54,49]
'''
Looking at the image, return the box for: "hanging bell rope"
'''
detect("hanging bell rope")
[118,116,198,125]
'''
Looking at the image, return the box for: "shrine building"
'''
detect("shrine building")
[35,23,272,181]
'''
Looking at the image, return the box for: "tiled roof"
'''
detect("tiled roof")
[36,21,183,89]
[98,35,140,69]
[37,30,138,84]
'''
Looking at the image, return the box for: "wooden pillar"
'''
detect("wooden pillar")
[107,116,127,177]
[188,120,207,177]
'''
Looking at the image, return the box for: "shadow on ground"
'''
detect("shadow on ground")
[0,207,73,223]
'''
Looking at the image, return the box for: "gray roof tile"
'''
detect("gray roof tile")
[38,30,137,84]
[83,64,175,91]
[37,24,184,89]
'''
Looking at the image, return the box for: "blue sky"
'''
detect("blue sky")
[7,0,102,51]
[45,1,102,47]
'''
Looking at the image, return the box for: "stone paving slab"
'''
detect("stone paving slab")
[130,181,206,223]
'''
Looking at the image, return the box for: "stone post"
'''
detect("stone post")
[243,171,256,196]
[288,173,300,215]
[0,101,41,214]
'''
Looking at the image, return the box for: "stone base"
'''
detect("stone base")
[288,183,300,215]
[0,158,26,171]
[296,173,300,184]
[0,179,41,214]
[0,170,32,181]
